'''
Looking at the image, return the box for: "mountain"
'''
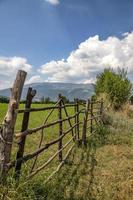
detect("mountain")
[0,82,95,101]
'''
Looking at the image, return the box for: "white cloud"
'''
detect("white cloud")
[39,32,133,83]
[0,56,32,89]
[0,32,133,90]
[26,75,42,85]
[45,0,59,5]
[0,56,32,76]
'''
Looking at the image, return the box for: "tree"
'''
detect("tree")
[44,97,51,104]
[61,96,69,103]
[95,68,132,109]
[0,96,9,103]
[40,96,45,103]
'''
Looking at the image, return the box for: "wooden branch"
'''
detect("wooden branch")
[30,99,61,173]
[17,103,75,114]
[28,136,74,179]
[87,115,101,122]
[14,87,36,180]
[58,94,63,162]
[15,110,84,138]
[76,99,79,141]
[8,122,81,169]
[61,99,74,138]
[82,99,90,146]
[44,143,75,184]
[0,70,27,184]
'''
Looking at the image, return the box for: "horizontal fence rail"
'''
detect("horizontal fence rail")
[0,70,104,185]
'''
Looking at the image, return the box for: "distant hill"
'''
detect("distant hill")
[0,82,95,101]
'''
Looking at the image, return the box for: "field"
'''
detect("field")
[0,103,133,200]
[0,102,84,179]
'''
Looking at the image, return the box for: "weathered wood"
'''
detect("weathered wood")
[44,143,75,184]
[61,99,74,138]
[15,110,84,138]
[30,99,61,173]
[74,99,77,139]
[14,87,36,180]
[8,122,81,169]
[0,70,27,184]
[87,115,101,122]
[76,99,80,141]
[58,94,63,162]
[74,98,80,141]
[17,104,76,114]
[28,136,74,179]
[82,99,90,146]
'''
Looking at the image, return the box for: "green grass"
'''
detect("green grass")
[0,103,85,197]
[0,103,133,200]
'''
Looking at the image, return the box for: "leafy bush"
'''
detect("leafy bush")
[0,96,9,103]
[95,68,132,109]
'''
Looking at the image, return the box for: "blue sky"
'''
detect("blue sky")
[0,0,133,88]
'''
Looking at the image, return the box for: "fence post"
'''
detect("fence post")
[82,99,90,147]
[0,70,27,184]
[14,87,36,180]
[90,100,93,134]
[74,99,77,140]
[58,94,63,162]
[75,98,80,142]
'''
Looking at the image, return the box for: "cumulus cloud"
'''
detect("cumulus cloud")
[0,56,32,76]
[26,75,42,85]
[45,0,59,5]
[0,32,133,90]
[0,56,32,89]
[39,32,133,83]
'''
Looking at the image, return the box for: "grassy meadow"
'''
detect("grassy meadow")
[0,103,133,200]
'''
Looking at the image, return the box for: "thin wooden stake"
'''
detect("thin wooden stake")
[0,70,27,184]
[74,99,77,139]
[76,99,80,141]
[58,94,63,162]
[74,98,80,142]
[82,99,90,146]
[14,87,36,181]
[61,99,74,138]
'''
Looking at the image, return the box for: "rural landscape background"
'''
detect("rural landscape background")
[0,0,133,200]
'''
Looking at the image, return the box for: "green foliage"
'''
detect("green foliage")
[40,96,52,104]
[61,95,70,103]
[91,94,97,101]
[95,68,132,109]
[0,96,9,103]
[44,97,51,104]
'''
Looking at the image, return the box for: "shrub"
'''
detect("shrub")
[95,68,132,109]
[0,96,9,103]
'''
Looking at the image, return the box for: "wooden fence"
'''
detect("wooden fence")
[0,70,104,185]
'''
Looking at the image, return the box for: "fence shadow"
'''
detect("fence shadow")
[32,136,98,200]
